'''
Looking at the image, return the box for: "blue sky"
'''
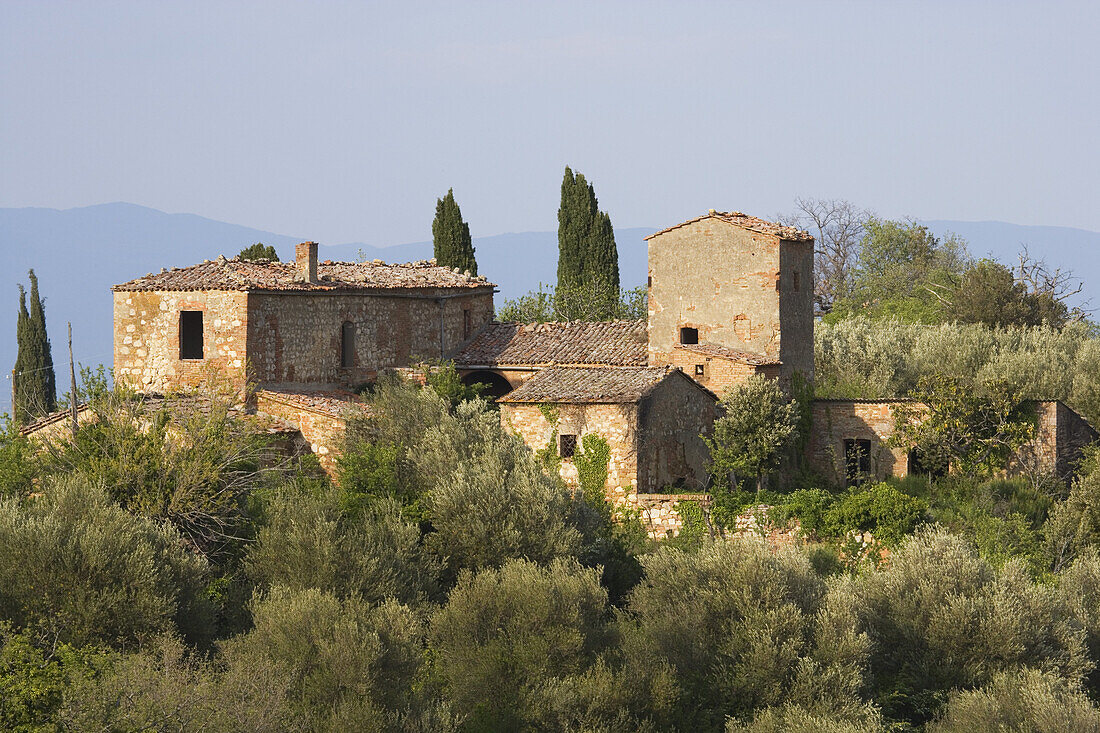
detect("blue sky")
[2,1,1098,246]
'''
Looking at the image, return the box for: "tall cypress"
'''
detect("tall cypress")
[432,189,477,275]
[556,167,620,311]
[13,269,56,424]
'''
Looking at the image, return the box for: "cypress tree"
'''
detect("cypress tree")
[13,270,56,424]
[556,167,620,314]
[432,189,477,275]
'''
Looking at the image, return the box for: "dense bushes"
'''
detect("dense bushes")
[7,372,1100,731]
[815,318,1100,425]
[0,478,212,648]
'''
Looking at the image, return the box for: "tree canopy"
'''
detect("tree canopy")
[432,188,477,275]
[237,242,280,262]
[557,167,619,317]
[13,269,56,424]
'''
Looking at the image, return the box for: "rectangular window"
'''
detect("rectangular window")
[680,327,699,345]
[793,271,801,291]
[694,363,705,377]
[341,321,355,368]
[559,434,577,459]
[179,311,203,360]
[463,308,472,339]
[843,439,872,486]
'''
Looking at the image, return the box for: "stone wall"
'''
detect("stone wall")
[113,290,250,394]
[807,400,912,483]
[254,390,364,471]
[637,372,716,492]
[663,350,778,397]
[647,219,814,385]
[248,290,494,388]
[1011,401,1098,481]
[501,401,639,495]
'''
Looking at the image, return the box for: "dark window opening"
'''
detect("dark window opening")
[179,311,203,360]
[341,321,355,368]
[463,308,472,339]
[843,439,872,486]
[680,327,699,345]
[908,448,946,480]
[559,434,577,459]
[694,364,705,377]
[647,275,652,287]
[793,271,801,291]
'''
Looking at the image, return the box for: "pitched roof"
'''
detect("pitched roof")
[675,343,782,366]
[113,256,495,293]
[454,320,648,368]
[645,210,813,242]
[499,366,699,404]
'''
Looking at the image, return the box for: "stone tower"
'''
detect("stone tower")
[646,210,815,389]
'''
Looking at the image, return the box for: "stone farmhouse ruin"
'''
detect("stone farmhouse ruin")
[105,211,1096,534]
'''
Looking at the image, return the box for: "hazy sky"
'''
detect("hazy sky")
[2,1,1098,246]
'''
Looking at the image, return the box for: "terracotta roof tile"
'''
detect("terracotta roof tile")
[645,210,813,242]
[499,366,681,404]
[675,344,781,366]
[454,320,648,368]
[113,256,495,293]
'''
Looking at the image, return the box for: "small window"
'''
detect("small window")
[694,364,705,377]
[559,434,577,459]
[680,327,699,345]
[793,271,801,292]
[647,275,652,287]
[179,311,203,360]
[341,321,355,368]
[463,308,472,339]
[843,439,872,486]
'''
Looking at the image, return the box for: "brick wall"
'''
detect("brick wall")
[113,290,250,394]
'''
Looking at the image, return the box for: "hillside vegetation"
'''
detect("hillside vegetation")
[2,372,1100,731]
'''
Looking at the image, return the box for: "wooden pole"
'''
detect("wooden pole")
[69,322,77,439]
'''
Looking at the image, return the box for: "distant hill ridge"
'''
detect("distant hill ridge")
[1,202,1097,413]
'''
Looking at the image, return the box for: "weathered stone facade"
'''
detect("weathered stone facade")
[499,368,716,497]
[254,389,369,470]
[808,398,1099,484]
[247,290,493,388]
[114,290,250,393]
[646,212,815,387]
[113,246,494,396]
[664,345,781,397]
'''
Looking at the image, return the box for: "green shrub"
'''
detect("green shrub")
[773,489,835,537]
[225,586,425,728]
[0,622,111,731]
[246,483,439,607]
[831,527,1090,725]
[60,633,297,732]
[0,478,212,648]
[0,419,37,499]
[625,540,828,729]
[429,558,611,731]
[928,668,1100,732]
[822,482,927,545]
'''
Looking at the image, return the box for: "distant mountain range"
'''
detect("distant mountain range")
[1,202,1097,413]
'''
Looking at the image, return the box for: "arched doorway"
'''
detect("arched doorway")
[461,370,514,400]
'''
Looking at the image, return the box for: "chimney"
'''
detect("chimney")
[296,241,318,283]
